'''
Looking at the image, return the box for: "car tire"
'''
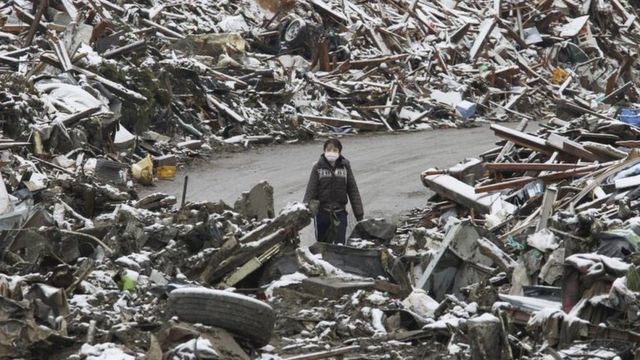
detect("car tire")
[167,287,275,347]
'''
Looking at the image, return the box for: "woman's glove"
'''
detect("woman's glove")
[308,200,319,216]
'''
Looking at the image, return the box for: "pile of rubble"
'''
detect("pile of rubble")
[412,118,640,356]
[2,0,640,164]
[0,176,311,358]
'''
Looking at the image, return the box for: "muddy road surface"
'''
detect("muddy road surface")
[146,125,513,242]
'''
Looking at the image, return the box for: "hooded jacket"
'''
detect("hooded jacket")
[303,154,364,220]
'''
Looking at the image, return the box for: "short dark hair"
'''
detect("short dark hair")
[323,138,342,152]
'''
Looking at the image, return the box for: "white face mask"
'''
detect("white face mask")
[324,151,339,162]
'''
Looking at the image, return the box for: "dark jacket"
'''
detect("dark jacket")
[303,154,364,220]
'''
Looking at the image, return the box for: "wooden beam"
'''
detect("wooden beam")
[206,95,246,123]
[491,123,553,155]
[536,186,558,231]
[470,17,497,61]
[23,0,48,47]
[485,162,589,172]
[495,118,528,162]
[616,140,640,148]
[381,82,397,131]
[546,133,601,161]
[422,172,500,213]
[103,39,146,59]
[475,164,604,193]
[495,17,528,48]
[602,81,633,104]
[338,54,409,70]
[302,115,385,131]
[556,99,617,122]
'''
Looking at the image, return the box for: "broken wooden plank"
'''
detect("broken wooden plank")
[23,0,48,47]
[0,142,31,149]
[451,23,470,43]
[602,81,633,104]
[488,100,533,120]
[51,37,72,71]
[60,0,78,20]
[73,65,146,102]
[103,39,146,59]
[381,82,397,131]
[556,99,617,122]
[475,164,604,193]
[0,54,19,66]
[415,222,458,290]
[491,123,553,155]
[221,242,282,287]
[546,133,601,161]
[302,115,385,131]
[536,186,558,232]
[495,119,528,162]
[140,18,184,39]
[477,237,516,271]
[59,106,101,127]
[610,0,640,31]
[433,47,450,76]
[421,171,500,214]
[366,26,391,55]
[470,17,497,61]
[338,54,409,70]
[485,162,589,172]
[616,140,640,148]
[495,17,527,48]
[206,95,246,123]
[210,69,249,89]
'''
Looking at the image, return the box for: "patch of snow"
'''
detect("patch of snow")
[371,308,387,335]
[366,291,388,306]
[79,342,134,360]
[279,202,308,215]
[78,43,105,66]
[265,272,307,299]
[115,251,151,271]
[448,343,463,355]
[70,294,95,310]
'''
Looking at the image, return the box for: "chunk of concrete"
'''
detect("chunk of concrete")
[234,181,275,221]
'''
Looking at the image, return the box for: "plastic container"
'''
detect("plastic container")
[455,100,477,119]
[619,108,640,127]
[157,165,176,179]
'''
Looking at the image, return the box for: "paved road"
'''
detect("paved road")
[145,125,511,242]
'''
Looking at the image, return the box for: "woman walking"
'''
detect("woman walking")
[303,139,364,244]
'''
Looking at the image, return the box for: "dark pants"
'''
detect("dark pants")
[315,209,348,244]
